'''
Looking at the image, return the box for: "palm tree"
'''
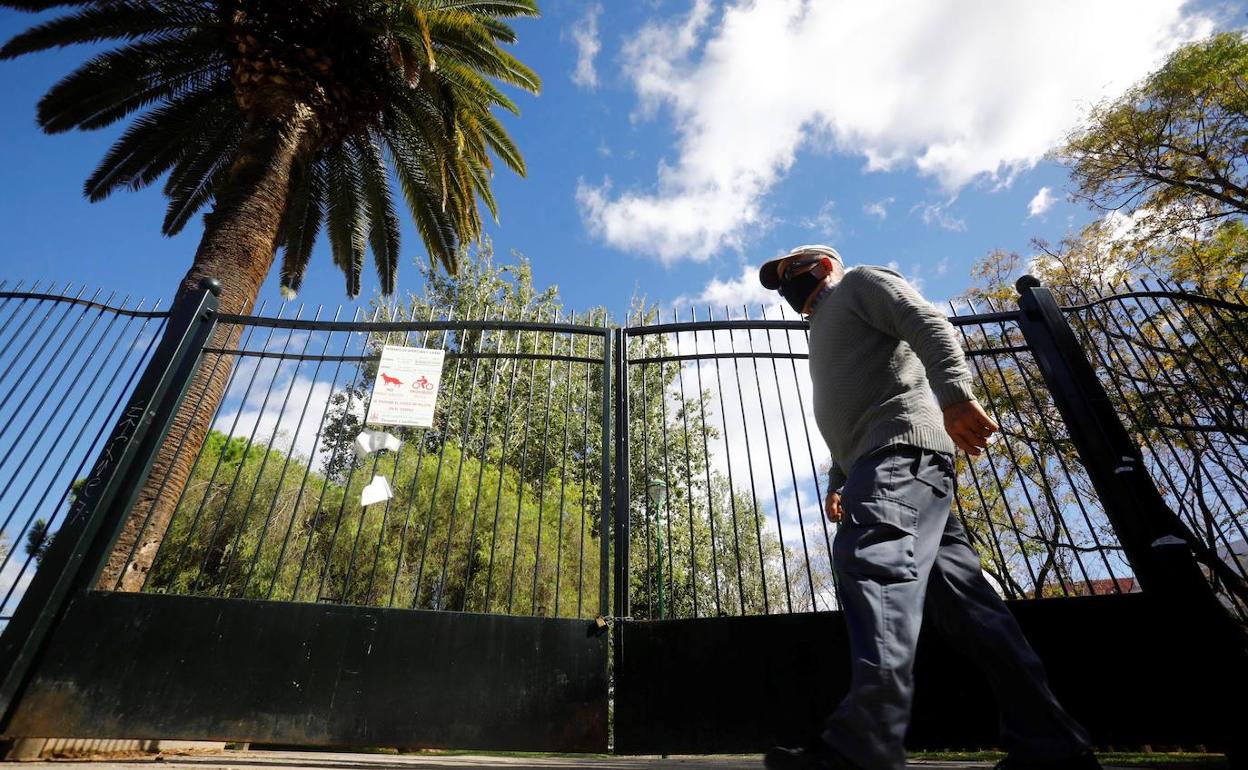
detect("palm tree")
[1,0,540,590]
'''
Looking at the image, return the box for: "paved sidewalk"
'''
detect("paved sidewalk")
[8,749,1141,770]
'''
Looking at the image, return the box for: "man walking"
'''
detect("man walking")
[758,245,1098,770]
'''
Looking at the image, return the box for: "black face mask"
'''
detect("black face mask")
[778,257,828,315]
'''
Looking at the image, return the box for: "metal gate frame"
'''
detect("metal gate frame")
[0,279,614,751]
[1,274,1246,755]
[610,276,1248,756]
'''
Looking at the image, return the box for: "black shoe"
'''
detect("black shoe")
[763,740,860,770]
[994,749,1103,770]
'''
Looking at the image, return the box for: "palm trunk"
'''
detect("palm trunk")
[98,94,317,591]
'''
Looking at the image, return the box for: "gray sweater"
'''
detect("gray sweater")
[807,265,976,491]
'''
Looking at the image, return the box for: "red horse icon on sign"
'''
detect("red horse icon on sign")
[381,372,402,387]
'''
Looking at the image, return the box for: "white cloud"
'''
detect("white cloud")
[0,555,35,618]
[863,196,895,220]
[1027,186,1057,218]
[570,4,604,90]
[675,263,777,310]
[913,199,967,232]
[209,329,352,469]
[579,0,1212,262]
[1103,207,1156,242]
[625,0,715,121]
[214,372,339,464]
[884,260,928,294]
[799,200,838,238]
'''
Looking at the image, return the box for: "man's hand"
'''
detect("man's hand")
[825,488,843,523]
[943,399,999,456]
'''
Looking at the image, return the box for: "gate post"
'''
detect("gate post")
[612,328,630,623]
[0,278,221,726]
[1013,275,1247,758]
[599,325,613,618]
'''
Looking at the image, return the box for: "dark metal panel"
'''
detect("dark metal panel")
[614,593,1232,754]
[5,592,608,752]
[0,280,220,723]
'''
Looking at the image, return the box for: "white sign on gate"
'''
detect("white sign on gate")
[365,345,446,427]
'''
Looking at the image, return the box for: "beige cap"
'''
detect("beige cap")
[758,244,843,290]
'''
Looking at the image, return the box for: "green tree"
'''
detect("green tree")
[1004,32,1248,606]
[23,519,51,564]
[146,428,604,616]
[1061,32,1247,271]
[0,0,542,590]
[297,245,613,616]
[311,247,810,619]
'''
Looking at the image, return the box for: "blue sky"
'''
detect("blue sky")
[2,1,1243,610]
[0,0,1241,319]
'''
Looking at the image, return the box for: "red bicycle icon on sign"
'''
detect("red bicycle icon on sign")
[411,376,435,391]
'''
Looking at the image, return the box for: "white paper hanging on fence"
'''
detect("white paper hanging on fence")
[360,475,395,506]
[365,345,446,427]
[353,428,402,461]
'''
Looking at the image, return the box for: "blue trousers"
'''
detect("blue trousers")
[822,443,1092,769]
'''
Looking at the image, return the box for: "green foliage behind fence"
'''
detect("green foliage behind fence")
[148,429,603,618]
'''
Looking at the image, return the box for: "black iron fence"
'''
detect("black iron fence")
[619,309,830,619]
[1059,280,1248,622]
[0,278,1243,626]
[0,284,168,627]
[610,278,1247,756]
[108,303,614,619]
[2,275,1248,754]
[945,300,1134,603]
[616,302,1144,622]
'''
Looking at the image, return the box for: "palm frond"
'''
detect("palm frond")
[279,156,326,298]
[355,133,402,296]
[436,60,519,115]
[426,15,540,92]
[476,16,518,44]
[466,153,498,222]
[161,155,231,237]
[6,0,537,294]
[84,80,233,201]
[415,9,437,71]
[37,32,226,132]
[0,1,95,10]
[464,102,523,175]
[324,143,367,298]
[410,0,539,17]
[161,106,245,234]
[0,1,213,59]
[384,111,458,273]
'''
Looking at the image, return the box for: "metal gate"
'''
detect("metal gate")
[0,275,1245,755]
[609,280,1248,755]
[0,281,613,751]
